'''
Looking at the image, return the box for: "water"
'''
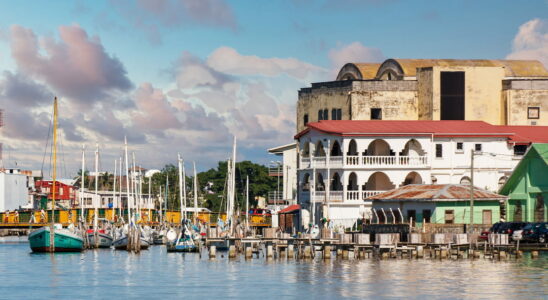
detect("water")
[0,241,546,299]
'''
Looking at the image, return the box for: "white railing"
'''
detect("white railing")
[346,190,361,200]
[300,155,428,169]
[311,191,344,202]
[362,190,386,199]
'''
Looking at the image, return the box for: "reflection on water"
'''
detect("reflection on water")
[0,243,546,299]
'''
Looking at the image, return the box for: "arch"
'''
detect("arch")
[366,139,391,156]
[365,172,395,191]
[375,59,405,80]
[314,141,326,157]
[401,139,425,156]
[460,176,471,185]
[330,140,342,156]
[331,172,343,191]
[498,176,508,190]
[402,172,423,186]
[316,173,325,191]
[431,175,438,184]
[302,142,310,157]
[302,173,310,191]
[347,172,359,191]
[323,109,328,120]
[347,139,358,155]
[336,63,381,81]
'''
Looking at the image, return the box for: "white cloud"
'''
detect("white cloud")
[507,18,548,68]
[328,41,384,72]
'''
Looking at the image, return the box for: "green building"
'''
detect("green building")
[369,184,506,226]
[499,144,548,222]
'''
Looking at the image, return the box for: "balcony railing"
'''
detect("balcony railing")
[301,155,428,169]
[300,190,386,202]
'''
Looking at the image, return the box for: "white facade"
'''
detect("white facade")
[77,190,154,210]
[0,172,29,212]
[297,130,524,227]
[268,143,298,204]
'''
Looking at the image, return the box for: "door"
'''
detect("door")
[482,210,492,225]
[444,210,454,224]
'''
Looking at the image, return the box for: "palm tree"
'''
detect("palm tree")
[73,169,89,188]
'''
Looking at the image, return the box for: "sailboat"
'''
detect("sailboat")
[167,154,198,252]
[28,97,84,252]
[87,144,113,248]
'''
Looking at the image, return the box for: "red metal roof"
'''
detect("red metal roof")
[278,204,301,214]
[294,120,548,144]
[367,184,506,201]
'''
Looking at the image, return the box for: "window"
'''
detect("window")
[318,110,323,121]
[371,108,382,120]
[331,109,342,120]
[337,109,342,120]
[513,145,527,155]
[456,142,463,151]
[435,144,443,158]
[303,114,309,126]
[422,210,431,223]
[444,210,454,224]
[528,107,540,119]
[407,210,416,225]
[323,109,328,120]
[475,144,482,152]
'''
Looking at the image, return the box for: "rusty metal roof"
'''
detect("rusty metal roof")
[353,63,381,79]
[383,59,548,77]
[367,184,506,202]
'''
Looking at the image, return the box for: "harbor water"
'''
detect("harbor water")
[0,240,546,299]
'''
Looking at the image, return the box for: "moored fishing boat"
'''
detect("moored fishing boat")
[29,224,84,252]
[87,229,114,248]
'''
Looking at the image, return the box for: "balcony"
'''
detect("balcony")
[300,155,428,169]
[300,190,386,203]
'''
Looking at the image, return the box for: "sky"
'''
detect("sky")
[0,0,547,178]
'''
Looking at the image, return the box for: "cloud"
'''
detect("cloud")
[174,51,233,89]
[9,24,133,106]
[111,0,237,44]
[507,18,548,68]
[328,41,385,71]
[207,46,325,80]
[0,71,53,107]
[132,82,181,134]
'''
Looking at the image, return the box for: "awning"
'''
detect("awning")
[279,204,301,214]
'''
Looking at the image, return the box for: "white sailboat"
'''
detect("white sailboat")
[87,143,113,248]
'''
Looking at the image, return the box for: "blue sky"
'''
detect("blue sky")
[0,0,547,176]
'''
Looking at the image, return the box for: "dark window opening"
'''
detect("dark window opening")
[444,210,454,224]
[456,142,463,151]
[303,114,309,126]
[407,210,416,226]
[331,109,337,120]
[435,144,443,158]
[440,71,465,120]
[371,108,382,120]
[475,144,482,152]
[422,210,431,223]
[318,110,323,121]
[514,145,527,155]
[323,109,329,121]
[337,109,342,120]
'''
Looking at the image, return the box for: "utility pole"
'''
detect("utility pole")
[469,149,475,234]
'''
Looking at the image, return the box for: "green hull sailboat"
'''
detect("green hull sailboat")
[28,97,84,253]
[28,226,84,252]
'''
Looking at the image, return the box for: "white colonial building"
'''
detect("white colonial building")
[295,120,548,227]
[77,189,154,210]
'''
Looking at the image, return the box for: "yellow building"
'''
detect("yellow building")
[297,59,548,132]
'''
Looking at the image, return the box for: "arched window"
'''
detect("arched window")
[460,176,471,185]
[330,140,342,156]
[347,139,358,156]
[366,139,391,156]
[314,141,326,157]
[318,110,323,121]
[302,142,310,157]
[402,172,423,186]
[316,173,325,191]
[347,172,358,191]
[498,176,508,190]
[365,172,395,191]
[323,109,328,120]
[331,173,342,191]
[302,173,310,191]
[401,139,425,156]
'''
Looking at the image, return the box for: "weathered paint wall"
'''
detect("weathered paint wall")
[504,89,548,126]
[297,85,351,132]
[430,66,505,124]
[350,90,418,120]
[417,67,434,120]
[433,201,501,224]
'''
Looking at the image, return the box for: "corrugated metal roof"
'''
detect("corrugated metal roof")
[367,184,506,201]
[279,204,300,214]
[353,63,381,79]
[294,120,548,145]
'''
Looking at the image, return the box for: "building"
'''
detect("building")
[295,120,548,226]
[499,143,548,222]
[35,180,77,209]
[297,59,548,133]
[0,170,28,211]
[368,184,506,226]
[77,190,154,210]
[267,143,298,206]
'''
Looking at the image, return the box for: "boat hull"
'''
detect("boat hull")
[113,236,150,250]
[28,227,84,253]
[87,233,113,248]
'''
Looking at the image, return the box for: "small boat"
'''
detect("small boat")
[167,227,199,253]
[87,229,113,248]
[113,225,150,250]
[29,225,84,253]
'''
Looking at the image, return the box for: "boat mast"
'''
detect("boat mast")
[118,157,123,221]
[80,144,85,224]
[113,158,117,220]
[229,137,237,233]
[132,152,138,223]
[50,97,58,252]
[246,175,249,229]
[124,137,132,225]
[94,143,99,233]
[193,162,198,224]
[178,154,184,223]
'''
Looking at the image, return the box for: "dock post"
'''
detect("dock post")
[266,244,273,259]
[209,245,217,259]
[531,251,539,258]
[303,245,312,259]
[417,246,424,258]
[288,244,294,259]
[499,250,507,260]
[245,245,252,259]
[336,247,342,258]
[323,245,331,260]
[229,245,237,259]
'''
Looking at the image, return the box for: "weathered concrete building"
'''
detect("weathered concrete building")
[297,59,548,132]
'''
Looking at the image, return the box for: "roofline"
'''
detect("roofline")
[296,127,516,139]
[268,142,297,154]
[371,197,506,202]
